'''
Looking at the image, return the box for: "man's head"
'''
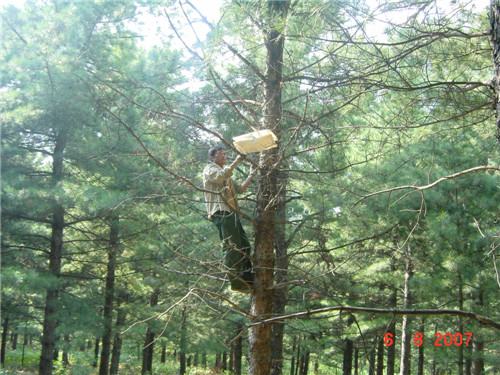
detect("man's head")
[209,145,227,167]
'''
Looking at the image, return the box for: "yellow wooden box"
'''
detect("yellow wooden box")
[232,130,278,154]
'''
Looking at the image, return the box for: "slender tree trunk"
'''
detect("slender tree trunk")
[179,306,187,375]
[387,259,397,375]
[99,213,120,375]
[376,338,384,375]
[1,316,8,365]
[471,291,484,375]
[490,0,500,147]
[110,305,126,375]
[399,253,414,375]
[465,342,472,375]
[343,338,353,375]
[161,341,166,364]
[354,347,359,375]
[369,348,376,375]
[471,339,485,375]
[249,2,289,374]
[141,288,159,375]
[39,129,67,375]
[93,339,100,367]
[458,280,464,375]
[290,336,297,375]
[231,324,243,375]
[417,322,424,375]
[62,335,70,367]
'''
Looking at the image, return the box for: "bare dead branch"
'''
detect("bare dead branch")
[248,306,500,331]
[353,165,500,208]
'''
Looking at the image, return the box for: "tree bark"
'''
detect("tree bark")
[399,253,414,375]
[387,258,397,375]
[141,288,159,375]
[417,322,424,375]
[376,338,384,375]
[39,129,68,375]
[231,323,243,375]
[99,213,120,375]
[179,306,187,375]
[471,291,484,375]
[490,0,500,147]
[343,338,353,375]
[110,304,126,375]
[93,339,100,367]
[271,171,288,375]
[1,316,8,365]
[248,2,289,374]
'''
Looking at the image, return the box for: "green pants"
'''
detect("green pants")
[211,211,253,288]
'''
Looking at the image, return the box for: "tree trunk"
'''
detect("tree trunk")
[62,335,70,367]
[471,291,484,375]
[458,280,464,375]
[179,306,187,375]
[93,339,100,367]
[110,306,126,375]
[471,339,485,375]
[290,336,297,375]
[249,2,290,374]
[386,260,397,375]
[465,342,472,375]
[271,171,288,375]
[343,338,353,375]
[1,316,8,365]
[231,324,243,375]
[141,288,159,375]
[161,341,166,364]
[399,253,414,375]
[39,129,67,375]
[417,322,424,375]
[354,347,359,375]
[99,213,120,375]
[376,338,384,375]
[490,0,500,147]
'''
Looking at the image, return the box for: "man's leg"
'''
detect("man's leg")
[213,213,253,290]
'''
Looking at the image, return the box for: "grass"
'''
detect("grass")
[1,347,233,375]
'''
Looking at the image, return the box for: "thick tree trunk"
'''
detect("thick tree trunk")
[99,214,120,375]
[271,171,288,375]
[490,0,500,147]
[39,130,67,375]
[249,2,290,375]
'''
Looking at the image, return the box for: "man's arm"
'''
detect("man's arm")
[239,164,257,193]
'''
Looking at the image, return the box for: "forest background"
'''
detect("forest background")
[1,0,499,375]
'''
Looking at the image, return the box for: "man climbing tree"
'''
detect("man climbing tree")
[202,145,257,293]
